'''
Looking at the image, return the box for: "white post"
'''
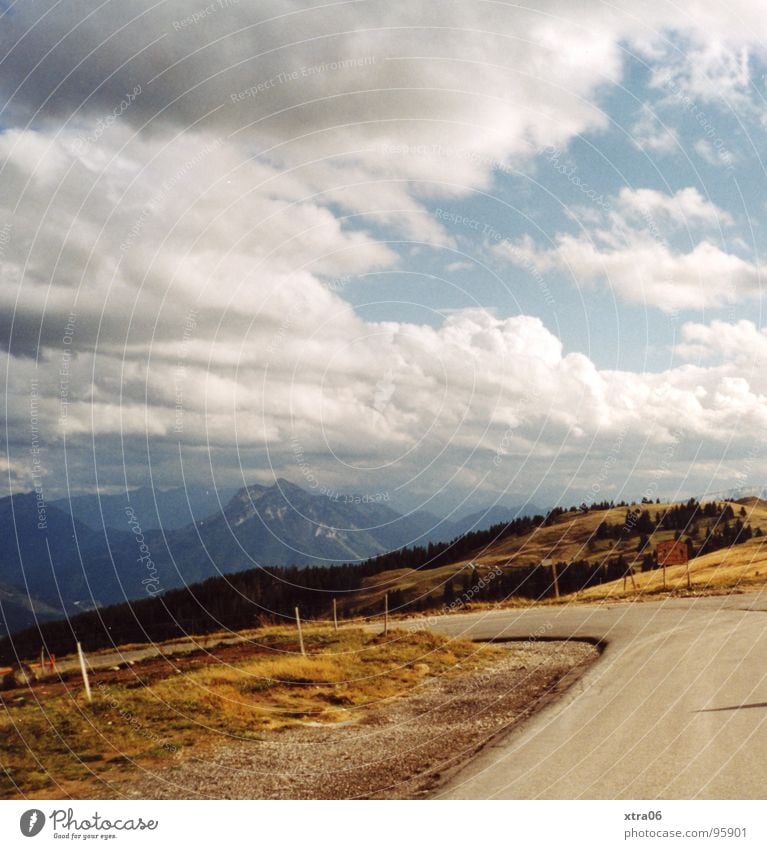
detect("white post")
[77,642,92,703]
[332,598,338,632]
[295,607,306,657]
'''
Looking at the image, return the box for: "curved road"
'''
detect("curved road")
[420,592,767,799]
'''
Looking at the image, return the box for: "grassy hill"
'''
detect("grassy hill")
[348,497,767,614]
[578,499,767,601]
[4,495,764,661]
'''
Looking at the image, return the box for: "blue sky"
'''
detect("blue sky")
[344,47,767,374]
[2,1,767,515]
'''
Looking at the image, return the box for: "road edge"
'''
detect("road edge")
[425,637,606,799]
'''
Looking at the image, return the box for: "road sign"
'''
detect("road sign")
[656,539,691,591]
[656,539,688,566]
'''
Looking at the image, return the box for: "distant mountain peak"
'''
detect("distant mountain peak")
[272,478,307,494]
[231,478,308,507]
[224,479,301,522]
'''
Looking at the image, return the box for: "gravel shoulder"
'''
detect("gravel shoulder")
[103,640,598,800]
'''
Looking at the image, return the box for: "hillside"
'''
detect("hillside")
[577,498,767,601]
[0,493,107,613]
[52,485,238,532]
[0,480,535,630]
[0,480,445,616]
[0,582,63,636]
[4,494,764,660]
[347,497,767,613]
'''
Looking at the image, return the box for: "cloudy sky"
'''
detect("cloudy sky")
[2,0,767,515]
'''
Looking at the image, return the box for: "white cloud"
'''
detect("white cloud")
[615,186,733,229]
[7,305,767,505]
[650,39,753,108]
[445,260,473,273]
[694,139,737,170]
[4,2,767,505]
[0,1,630,197]
[631,106,679,155]
[494,187,756,312]
[0,125,396,351]
[676,320,767,365]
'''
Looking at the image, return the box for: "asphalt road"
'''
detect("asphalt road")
[419,592,767,799]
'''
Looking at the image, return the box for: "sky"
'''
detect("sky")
[2,0,767,516]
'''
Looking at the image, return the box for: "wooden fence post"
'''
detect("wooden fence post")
[383,593,389,635]
[77,642,92,703]
[333,598,338,632]
[542,559,558,599]
[295,607,306,657]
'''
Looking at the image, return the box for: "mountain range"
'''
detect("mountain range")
[52,485,239,532]
[0,479,539,635]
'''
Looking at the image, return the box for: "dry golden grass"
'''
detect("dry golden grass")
[0,626,503,799]
[353,498,767,612]
[576,531,767,602]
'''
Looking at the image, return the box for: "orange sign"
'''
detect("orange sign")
[656,539,688,566]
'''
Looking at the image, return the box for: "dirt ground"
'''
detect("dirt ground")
[1,637,295,702]
[93,640,598,800]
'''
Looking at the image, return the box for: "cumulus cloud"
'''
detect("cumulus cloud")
[615,186,733,230]
[649,38,754,108]
[0,1,626,189]
[631,105,679,155]
[6,303,767,507]
[0,123,397,354]
[494,186,757,312]
[676,320,767,365]
[3,2,767,507]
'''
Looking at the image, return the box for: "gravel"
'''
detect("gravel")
[101,640,598,800]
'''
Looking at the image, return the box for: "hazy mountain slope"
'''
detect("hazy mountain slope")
[52,485,238,532]
[0,481,547,628]
[0,581,64,637]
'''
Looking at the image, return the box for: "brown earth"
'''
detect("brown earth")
[97,640,598,800]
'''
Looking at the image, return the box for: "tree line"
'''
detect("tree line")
[0,497,760,663]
